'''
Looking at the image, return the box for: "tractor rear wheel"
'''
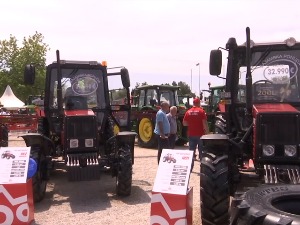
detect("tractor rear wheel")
[137,118,157,148]
[200,151,230,225]
[116,144,133,196]
[231,185,300,225]
[0,124,8,147]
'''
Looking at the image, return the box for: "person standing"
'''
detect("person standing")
[154,101,170,164]
[167,106,178,149]
[183,98,208,161]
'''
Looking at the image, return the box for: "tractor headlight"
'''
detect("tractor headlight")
[85,139,93,147]
[262,145,275,156]
[284,145,297,157]
[70,139,79,148]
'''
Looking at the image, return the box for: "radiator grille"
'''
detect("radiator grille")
[259,114,299,144]
[66,116,96,138]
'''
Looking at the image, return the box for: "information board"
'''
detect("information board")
[0,147,31,184]
[152,149,193,195]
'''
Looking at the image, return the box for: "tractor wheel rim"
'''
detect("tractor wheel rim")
[139,119,153,142]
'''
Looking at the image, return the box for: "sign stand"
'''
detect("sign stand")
[150,149,194,225]
[0,147,34,225]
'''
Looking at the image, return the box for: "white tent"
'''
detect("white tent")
[0,85,25,108]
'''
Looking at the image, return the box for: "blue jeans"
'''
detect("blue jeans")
[188,136,203,159]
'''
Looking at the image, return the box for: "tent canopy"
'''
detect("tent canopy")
[0,85,25,108]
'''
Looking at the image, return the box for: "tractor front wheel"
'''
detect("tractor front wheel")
[200,151,230,225]
[137,118,157,148]
[116,145,133,196]
[32,154,48,202]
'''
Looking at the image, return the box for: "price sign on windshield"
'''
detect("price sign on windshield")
[263,65,290,84]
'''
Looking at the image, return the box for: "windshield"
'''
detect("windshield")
[160,90,178,106]
[239,50,300,103]
[49,68,105,109]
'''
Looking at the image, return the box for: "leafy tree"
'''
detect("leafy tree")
[134,81,195,97]
[134,82,148,88]
[172,81,195,97]
[0,32,49,103]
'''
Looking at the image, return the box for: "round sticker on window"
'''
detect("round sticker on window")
[71,74,100,96]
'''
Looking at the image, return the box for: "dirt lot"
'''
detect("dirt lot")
[9,132,201,225]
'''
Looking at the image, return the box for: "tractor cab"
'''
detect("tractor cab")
[133,85,179,109]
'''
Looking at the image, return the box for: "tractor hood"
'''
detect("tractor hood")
[64,109,95,116]
[253,103,299,117]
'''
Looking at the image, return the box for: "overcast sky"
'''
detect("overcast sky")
[1,0,300,96]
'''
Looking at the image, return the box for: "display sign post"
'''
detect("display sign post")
[0,147,34,225]
[150,149,193,225]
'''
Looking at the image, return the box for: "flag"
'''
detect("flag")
[196,63,200,66]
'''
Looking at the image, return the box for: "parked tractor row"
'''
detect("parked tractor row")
[3,27,299,224]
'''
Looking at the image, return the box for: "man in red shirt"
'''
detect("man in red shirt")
[183,98,209,161]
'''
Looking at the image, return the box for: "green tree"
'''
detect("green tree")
[0,32,49,102]
[172,81,195,97]
[134,82,148,88]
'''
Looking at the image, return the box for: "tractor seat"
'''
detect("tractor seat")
[65,96,88,110]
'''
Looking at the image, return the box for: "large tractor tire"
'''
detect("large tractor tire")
[214,114,226,134]
[137,118,157,148]
[200,151,230,225]
[32,152,48,202]
[0,124,8,147]
[231,185,300,225]
[116,144,133,196]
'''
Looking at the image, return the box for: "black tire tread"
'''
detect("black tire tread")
[230,185,300,225]
[116,145,132,196]
[200,152,230,225]
[214,115,226,134]
[32,155,48,202]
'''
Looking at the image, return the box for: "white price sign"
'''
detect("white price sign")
[263,65,290,84]
[0,147,30,184]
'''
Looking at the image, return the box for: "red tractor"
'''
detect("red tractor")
[22,50,136,202]
[200,28,300,224]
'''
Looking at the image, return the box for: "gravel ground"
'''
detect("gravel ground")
[9,132,201,225]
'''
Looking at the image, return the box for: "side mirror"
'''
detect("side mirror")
[24,64,36,85]
[121,68,130,88]
[209,50,222,76]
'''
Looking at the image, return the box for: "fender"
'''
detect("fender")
[201,134,229,151]
[18,133,55,156]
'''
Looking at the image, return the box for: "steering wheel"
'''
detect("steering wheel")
[252,80,280,101]
[253,80,273,86]
[74,100,83,109]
